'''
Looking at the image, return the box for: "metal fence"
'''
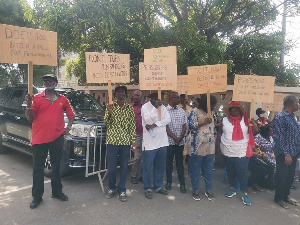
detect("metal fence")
[85,124,134,193]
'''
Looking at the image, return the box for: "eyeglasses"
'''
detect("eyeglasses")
[43,79,55,83]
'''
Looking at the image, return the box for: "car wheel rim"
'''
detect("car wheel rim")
[45,154,52,171]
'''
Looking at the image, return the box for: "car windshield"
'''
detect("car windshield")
[65,92,104,112]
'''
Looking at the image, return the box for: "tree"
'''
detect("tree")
[0,0,54,86]
[32,0,300,86]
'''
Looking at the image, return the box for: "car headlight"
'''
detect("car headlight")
[67,124,96,137]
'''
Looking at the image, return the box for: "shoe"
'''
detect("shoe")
[205,191,215,201]
[145,190,153,199]
[118,192,128,202]
[165,183,171,190]
[242,193,251,206]
[30,198,43,209]
[106,189,115,199]
[284,198,298,206]
[131,177,138,184]
[154,187,168,195]
[225,188,237,198]
[51,193,68,201]
[252,184,263,192]
[180,185,187,193]
[275,200,289,209]
[192,191,200,201]
[291,185,297,190]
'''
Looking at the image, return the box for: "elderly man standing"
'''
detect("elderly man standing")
[273,95,300,209]
[142,93,171,199]
[25,74,75,209]
[165,92,187,193]
[131,90,144,184]
[104,85,136,202]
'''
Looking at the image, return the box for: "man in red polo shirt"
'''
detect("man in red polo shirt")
[25,74,75,209]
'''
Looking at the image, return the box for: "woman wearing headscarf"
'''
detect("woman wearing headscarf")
[216,102,257,206]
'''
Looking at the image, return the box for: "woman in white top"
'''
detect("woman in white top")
[216,102,257,206]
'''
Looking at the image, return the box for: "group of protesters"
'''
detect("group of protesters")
[103,85,300,208]
[26,74,299,209]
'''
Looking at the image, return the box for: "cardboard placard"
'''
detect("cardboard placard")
[144,46,177,64]
[85,52,130,83]
[177,75,189,94]
[0,24,57,66]
[188,64,227,95]
[232,75,275,103]
[262,93,288,112]
[139,63,177,90]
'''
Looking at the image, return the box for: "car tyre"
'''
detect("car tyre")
[44,151,69,178]
[0,130,8,154]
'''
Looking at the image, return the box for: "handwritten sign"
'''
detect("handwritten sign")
[85,52,130,83]
[232,75,275,103]
[144,46,176,64]
[187,64,227,95]
[262,93,288,111]
[0,24,57,66]
[139,63,177,90]
[177,75,189,94]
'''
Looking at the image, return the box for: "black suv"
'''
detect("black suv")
[0,84,106,177]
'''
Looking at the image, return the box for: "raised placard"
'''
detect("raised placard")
[139,63,177,90]
[144,46,176,64]
[177,75,189,94]
[0,24,57,66]
[232,75,275,103]
[262,93,288,112]
[85,52,130,83]
[188,64,227,95]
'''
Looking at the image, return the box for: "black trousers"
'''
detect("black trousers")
[32,135,64,199]
[248,158,268,187]
[274,154,297,202]
[166,145,185,185]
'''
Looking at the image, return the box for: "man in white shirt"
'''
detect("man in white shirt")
[141,93,171,199]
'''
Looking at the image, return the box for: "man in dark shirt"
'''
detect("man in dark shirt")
[130,90,144,184]
[273,95,300,208]
[25,74,75,209]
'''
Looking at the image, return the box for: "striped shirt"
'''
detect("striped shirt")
[166,105,187,145]
[104,101,136,145]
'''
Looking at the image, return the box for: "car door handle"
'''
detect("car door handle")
[15,116,21,120]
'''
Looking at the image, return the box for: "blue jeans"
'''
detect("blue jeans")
[224,156,249,192]
[189,154,214,191]
[143,147,167,190]
[106,144,130,193]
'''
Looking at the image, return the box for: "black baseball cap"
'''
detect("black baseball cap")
[43,74,58,82]
[114,85,127,94]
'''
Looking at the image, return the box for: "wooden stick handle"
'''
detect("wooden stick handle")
[207,91,211,118]
[158,87,162,121]
[28,61,33,95]
[108,80,113,104]
[250,99,255,120]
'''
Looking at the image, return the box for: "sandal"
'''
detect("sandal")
[247,187,256,194]
[284,198,298,206]
[252,184,264,192]
[275,200,289,209]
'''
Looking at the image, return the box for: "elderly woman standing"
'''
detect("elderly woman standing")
[216,102,257,206]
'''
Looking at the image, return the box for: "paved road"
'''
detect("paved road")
[0,150,300,225]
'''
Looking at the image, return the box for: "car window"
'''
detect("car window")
[65,92,104,112]
[7,89,26,109]
[0,88,12,106]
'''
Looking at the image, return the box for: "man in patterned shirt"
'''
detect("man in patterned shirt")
[273,95,300,208]
[104,85,136,202]
[165,92,187,193]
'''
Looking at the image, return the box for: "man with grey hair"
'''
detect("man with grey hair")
[273,95,300,209]
[131,90,144,184]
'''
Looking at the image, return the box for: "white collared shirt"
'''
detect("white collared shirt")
[141,101,171,150]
